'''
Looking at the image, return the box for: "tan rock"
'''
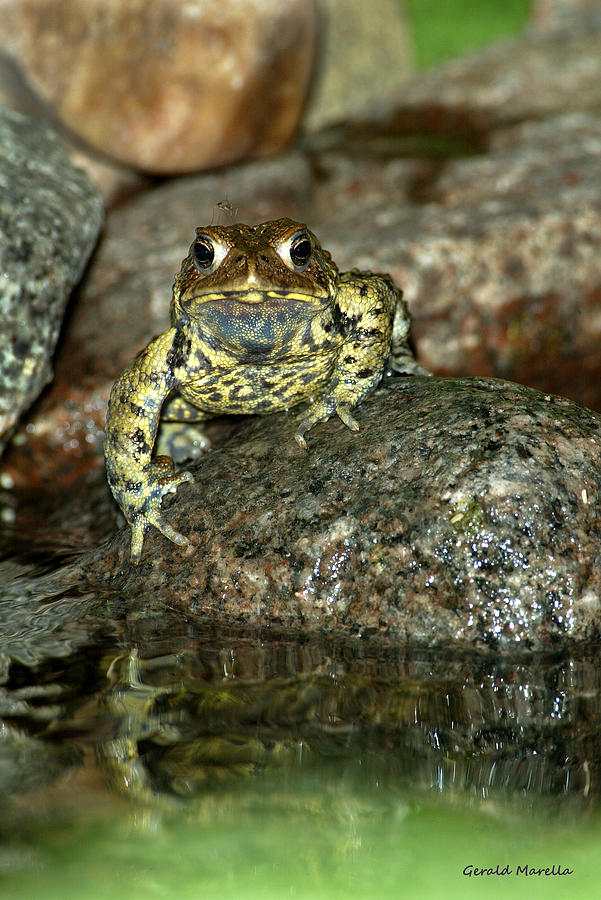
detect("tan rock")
[0,54,149,206]
[305,0,414,131]
[0,0,317,174]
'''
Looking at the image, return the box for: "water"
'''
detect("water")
[1,612,601,899]
[3,793,597,899]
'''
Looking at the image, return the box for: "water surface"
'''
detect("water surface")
[1,611,600,898]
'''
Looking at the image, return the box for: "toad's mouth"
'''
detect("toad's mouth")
[186,288,329,305]
[194,295,326,355]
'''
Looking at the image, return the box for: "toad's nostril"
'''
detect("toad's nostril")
[260,255,270,263]
[233,255,244,263]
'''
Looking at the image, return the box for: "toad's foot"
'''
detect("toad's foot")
[127,456,194,564]
[295,400,359,450]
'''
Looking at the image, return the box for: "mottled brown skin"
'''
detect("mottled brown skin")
[104,218,426,563]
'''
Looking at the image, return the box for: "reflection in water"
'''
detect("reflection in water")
[1,627,599,819]
[2,622,601,896]
[98,641,599,812]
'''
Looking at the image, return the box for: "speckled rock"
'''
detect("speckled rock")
[311,112,601,412]
[0,0,317,174]
[6,16,601,490]
[1,152,313,489]
[0,107,103,455]
[77,376,601,653]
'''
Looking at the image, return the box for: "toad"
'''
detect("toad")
[104,218,427,562]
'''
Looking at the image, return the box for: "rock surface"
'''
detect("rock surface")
[304,0,413,131]
[68,377,601,653]
[0,152,314,488]
[315,112,601,411]
[392,26,601,136]
[531,0,601,31]
[0,0,317,174]
[2,6,601,660]
[0,107,103,454]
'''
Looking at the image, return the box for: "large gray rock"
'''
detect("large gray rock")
[79,376,601,653]
[0,107,102,453]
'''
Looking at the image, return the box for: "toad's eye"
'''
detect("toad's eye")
[289,233,312,269]
[193,238,215,270]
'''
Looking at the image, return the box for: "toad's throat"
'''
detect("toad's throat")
[193,295,324,355]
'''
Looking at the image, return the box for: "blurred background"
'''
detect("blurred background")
[3,0,601,487]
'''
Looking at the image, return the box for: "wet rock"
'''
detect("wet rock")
[0,0,316,174]
[76,376,601,653]
[0,107,103,455]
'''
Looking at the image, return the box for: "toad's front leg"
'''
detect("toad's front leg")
[105,328,198,564]
[295,272,399,448]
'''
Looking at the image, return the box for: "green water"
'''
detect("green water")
[2,775,598,899]
[1,635,600,899]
